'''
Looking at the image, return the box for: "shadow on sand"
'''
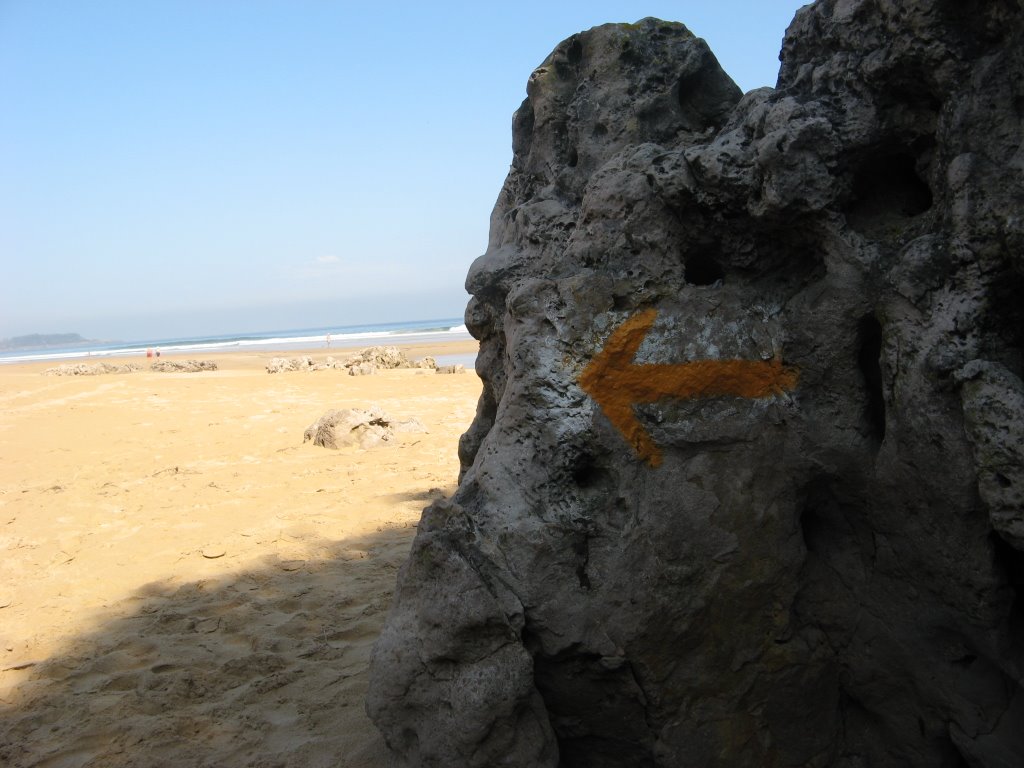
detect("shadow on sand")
[0,523,424,768]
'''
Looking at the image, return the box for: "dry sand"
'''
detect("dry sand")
[0,341,481,767]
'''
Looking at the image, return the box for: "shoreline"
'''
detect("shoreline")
[0,322,472,366]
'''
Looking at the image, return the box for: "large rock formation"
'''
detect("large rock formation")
[368,4,1024,766]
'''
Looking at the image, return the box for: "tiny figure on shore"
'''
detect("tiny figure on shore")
[326,333,331,348]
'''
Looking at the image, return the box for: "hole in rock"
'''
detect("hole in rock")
[800,478,838,556]
[566,37,583,64]
[567,147,579,168]
[887,81,942,116]
[575,564,592,591]
[736,233,826,285]
[950,743,973,768]
[618,39,643,67]
[982,265,1024,377]
[555,60,574,80]
[995,473,1012,488]
[684,252,724,286]
[838,687,881,731]
[856,315,886,443]
[875,67,942,133]
[729,231,828,303]
[572,454,605,489]
[532,651,657,768]
[797,476,872,583]
[676,61,707,107]
[990,533,1024,635]
[675,48,737,130]
[512,101,535,159]
[847,152,932,235]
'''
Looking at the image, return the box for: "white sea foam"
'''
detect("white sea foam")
[0,319,473,365]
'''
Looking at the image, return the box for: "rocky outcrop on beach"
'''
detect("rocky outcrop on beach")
[304,407,427,450]
[266,356,345,373]
[347,362,376,376]
[343,346,409,370]
[150,360,218,372]
[42,362,140,376]
[266,347,437,375]
[368,4,1024,767]
[434,364,466,375]
[343,346,437,371]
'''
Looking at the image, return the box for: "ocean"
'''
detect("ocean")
[0,318,475,367]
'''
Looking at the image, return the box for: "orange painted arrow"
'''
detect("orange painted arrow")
[579,309,799,467]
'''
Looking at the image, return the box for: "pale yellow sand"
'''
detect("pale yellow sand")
[0,341,480,767]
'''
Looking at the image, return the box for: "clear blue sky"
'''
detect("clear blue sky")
[0,1,808,341]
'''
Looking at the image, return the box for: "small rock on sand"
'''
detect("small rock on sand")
[304,406,425,449]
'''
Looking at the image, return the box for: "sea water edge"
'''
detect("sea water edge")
[0,318,474,365]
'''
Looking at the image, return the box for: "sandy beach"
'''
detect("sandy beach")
[0,340,480,767]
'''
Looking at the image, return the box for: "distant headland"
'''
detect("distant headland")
[0,333,92,350]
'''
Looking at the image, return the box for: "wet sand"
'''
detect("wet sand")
[0,340,480,767]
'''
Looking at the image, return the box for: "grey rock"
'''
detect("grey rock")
[347,362,376,376]
[435,364,466,375]
[369,7,1024,767]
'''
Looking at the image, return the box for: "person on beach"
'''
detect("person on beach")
[326,333,331,348]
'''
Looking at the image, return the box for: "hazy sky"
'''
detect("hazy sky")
[1,1,808,340]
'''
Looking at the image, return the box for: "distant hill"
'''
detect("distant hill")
[0,333,91,350]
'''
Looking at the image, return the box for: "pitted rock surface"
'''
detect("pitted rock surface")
[368,6,1024,767]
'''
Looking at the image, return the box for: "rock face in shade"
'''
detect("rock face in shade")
[368,5,1024,767]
